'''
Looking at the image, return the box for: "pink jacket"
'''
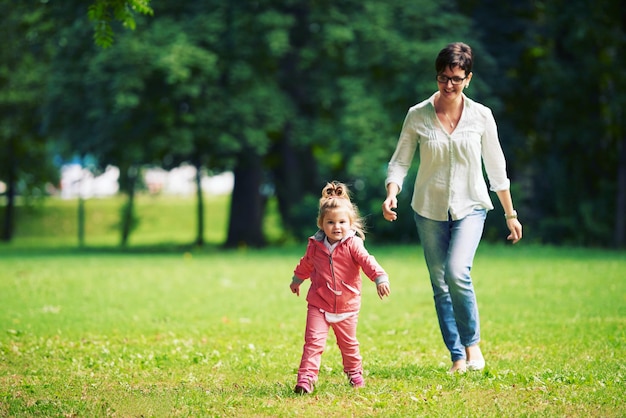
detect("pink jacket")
[293,230,389,313]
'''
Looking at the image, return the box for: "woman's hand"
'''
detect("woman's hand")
[496,190,522,244]
[382,197,398,222]
[382,183,400,222]
[506,218,522,244]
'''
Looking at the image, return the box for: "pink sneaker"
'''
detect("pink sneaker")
[294,377,314,394]
[347,372,365,388]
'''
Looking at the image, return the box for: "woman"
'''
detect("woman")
[381,42,522,373]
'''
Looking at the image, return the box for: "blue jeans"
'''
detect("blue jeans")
[414,209,486,362]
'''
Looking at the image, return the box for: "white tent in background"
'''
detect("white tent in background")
[60,164,120,199]
[59,164,233,199]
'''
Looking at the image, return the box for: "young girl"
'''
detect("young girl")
[290,181,390,394]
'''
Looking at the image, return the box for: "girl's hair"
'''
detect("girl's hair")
[317,181,365,239]
[435,42,473,75]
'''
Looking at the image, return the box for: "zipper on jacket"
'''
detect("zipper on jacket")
[329,254,337,311]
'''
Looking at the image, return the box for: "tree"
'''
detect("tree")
[45,4,224,246]
[214,2,294,247]
[458,0,626,248]
[264,1,483,242]
[0,1,58,242]
[37,0,626,249]
[50,0,486,247]
[88,0,153,48]
[505,0,625,246]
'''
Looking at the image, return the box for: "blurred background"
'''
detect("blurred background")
[1,0,624,249]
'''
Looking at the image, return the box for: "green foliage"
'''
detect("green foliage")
[4,0,625,247]
[0,245,624,416]
[0,2,59,194]
[469,0,626,246]
[0,1,61,240]
[88,0,154,48]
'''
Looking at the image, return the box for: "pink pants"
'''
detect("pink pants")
[297,305,362,383]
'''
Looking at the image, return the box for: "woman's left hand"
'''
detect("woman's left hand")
[506,218,522,244]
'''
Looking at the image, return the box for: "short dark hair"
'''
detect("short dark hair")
[435,42,473,75]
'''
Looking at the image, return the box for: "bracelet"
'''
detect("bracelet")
[504,210,518,220]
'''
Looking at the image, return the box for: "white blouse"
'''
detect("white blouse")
[386,93,511,221]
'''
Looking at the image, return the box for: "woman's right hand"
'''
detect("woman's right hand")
[382,197,398,222]
[382,183,400,222]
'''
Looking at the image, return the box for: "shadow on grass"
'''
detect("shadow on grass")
[0,242,227,257]
[0,241,308,258]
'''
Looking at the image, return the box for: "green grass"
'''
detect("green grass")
[7,194,286,248]
[8,194,232,247]
[1,196,625,416]
[0,243,625,417]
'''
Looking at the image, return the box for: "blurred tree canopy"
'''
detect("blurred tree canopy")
[0,2,59,241]
[88,0,153,48]
[1,0,624,248]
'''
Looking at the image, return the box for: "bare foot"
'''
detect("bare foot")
[448,359,467,374]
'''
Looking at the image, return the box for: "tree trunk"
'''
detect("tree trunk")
[270,124,319,234]
[615,133,626,248]
[120,166,138,247]
[270,125,303,227]
[600,52,625,249]
[77,196,85,248]
[1,166,15,242]
[1,139,16,242]
[194,160,205,247]
[225,154,266,248]
[272,4,321,236]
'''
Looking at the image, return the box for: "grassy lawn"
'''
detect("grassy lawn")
[0,196,625,416]
[6,194,232,248]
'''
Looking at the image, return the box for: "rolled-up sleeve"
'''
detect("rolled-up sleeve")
[386,108,420,192]
[480,107,510,192]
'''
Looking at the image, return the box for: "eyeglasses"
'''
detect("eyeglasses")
[436,74,468,85]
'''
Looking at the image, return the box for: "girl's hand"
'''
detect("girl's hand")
[290,282,300,296]
[506,218,522,244]
[377,282,390,299]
